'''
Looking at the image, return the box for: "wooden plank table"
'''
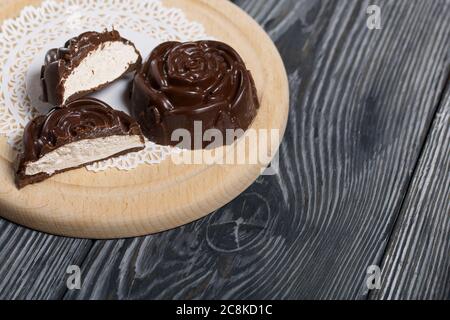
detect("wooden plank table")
[0,0,449,300]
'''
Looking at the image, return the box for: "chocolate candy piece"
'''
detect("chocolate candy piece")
[130,40,259,149]
[16,98,145,189]
[41,30,142,106]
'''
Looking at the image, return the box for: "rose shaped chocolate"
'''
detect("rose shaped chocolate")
[130,41,259,149]
[16,98,145,188]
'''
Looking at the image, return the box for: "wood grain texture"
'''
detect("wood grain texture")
[64,0,450,299]
[370,84,450,300]
[0,0,92,300]
[0,220,92,299]
[0,0,43,21]
[0,0,286,299]
[1,0,449,300]
[0,0,288,238]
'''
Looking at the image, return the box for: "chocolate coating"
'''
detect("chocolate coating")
[16,98,144,188]
[130,40,259,149]
[41,30,142,105]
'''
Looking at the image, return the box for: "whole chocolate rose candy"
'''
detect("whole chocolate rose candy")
[130,40,259,149]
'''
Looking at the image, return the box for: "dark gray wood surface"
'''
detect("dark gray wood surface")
[0,220,92,299]
[370,83,450,300]
[0,0,449,300]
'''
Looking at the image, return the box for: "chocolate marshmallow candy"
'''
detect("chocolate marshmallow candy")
[41,30,142,106]
[130,41,259,149]
[16,98,145,189]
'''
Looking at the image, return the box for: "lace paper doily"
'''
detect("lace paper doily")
[0,0,209,171]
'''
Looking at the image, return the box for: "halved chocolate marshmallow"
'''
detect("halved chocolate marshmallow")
[41,30,142,105]
[16,98,145,189]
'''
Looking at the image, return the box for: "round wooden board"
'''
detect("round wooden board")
[0,0,289,239]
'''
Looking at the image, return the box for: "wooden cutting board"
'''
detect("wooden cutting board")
[0,0,289,239]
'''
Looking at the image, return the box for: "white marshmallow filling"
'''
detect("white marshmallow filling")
[63,41,139,102]
[24,135,144,176]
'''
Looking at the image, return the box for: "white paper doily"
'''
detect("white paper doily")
[0,0,210,172]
